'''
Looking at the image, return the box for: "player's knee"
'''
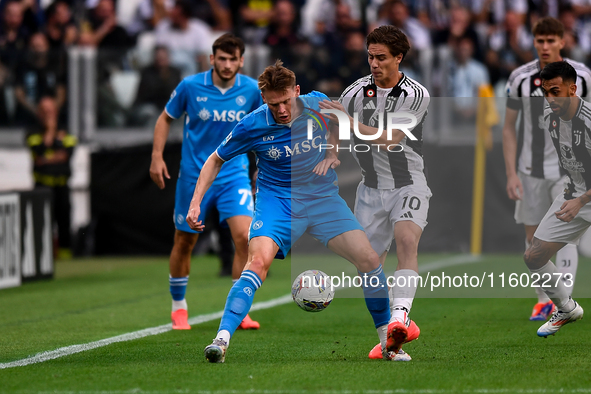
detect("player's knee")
[174,232,197,252]
[368,249,380,266]
[396,233,419,255]
[357,249,380,272]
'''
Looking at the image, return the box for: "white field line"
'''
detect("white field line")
[0,255,479,370]
[25,389,591,394]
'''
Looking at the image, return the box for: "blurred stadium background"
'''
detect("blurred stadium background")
[2,0,591,287]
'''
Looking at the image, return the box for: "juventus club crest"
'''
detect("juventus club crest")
[574,129,582,146]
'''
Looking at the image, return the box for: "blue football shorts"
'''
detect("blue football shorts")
[249,191,364,259]
[174,176,254,234]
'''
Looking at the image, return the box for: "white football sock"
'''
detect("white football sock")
[377,324,388,350]
[535,286,551,304]
[390,269,418,323]
[529,261,574,311]
[556,243,578,297]
[172,299,187,312]
[217,329,231,345]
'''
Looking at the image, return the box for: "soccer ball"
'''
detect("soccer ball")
[291,270,334,312]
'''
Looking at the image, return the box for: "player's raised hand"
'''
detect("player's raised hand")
[186,204,204,231]
[506,174,523,201]
[318,99,346,124]
[555,199,583,222]
[313,155,341,176]
[149,156,170,189]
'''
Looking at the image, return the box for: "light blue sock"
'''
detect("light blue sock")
[218,270,262,336]
[169,275,188,301]
[358,265,390,328]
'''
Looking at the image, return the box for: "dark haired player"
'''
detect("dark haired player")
[525,60,591,337]
[150,33,262,331]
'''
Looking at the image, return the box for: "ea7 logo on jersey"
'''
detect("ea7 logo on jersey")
[196,97,208,102]
[213,110,246,122]
[263,135,274,141]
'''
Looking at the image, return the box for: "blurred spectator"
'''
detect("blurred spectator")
[0,0,31,70]
[154,0,211,76]
[337,31,367,87]
[433,6,483,62]
[79,0,134,49]
[415,0,478,32]
[0,0,44,33]
[0,62,9,124]
[26,96,77,259]
[568,0,591,54]
[14,32,66,125]
[473,0,527,26]
[309,0,362,46]
[448,36,490,119]
[311,1,362,93]
[486,10,533,85]
[80,0,135,120]
[559,5,587,62]
[128,45,181,126]
[286,39,316,93]
[196,0,232,31]
[527,0,561,19]
[373,0,430,80]
[264,0,302,64]
[44,0,78,49]
[375,0,431,51]
[235,0,274,44]
[127,0,174,36]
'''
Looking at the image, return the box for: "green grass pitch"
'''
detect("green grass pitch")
[1,253,590,393]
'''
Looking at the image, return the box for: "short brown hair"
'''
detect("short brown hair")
[366,25,410,60]
[532,17,564,38]
[212,33,245,56]
[257,59,296,92]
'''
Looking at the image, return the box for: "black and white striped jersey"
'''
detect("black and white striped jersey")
[339,73,430,189]
[506,58,591,180]
[545,99,591,199]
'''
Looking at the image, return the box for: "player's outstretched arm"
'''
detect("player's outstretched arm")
[313,122,341,176]
[150,111,174,189]
[502,107,523,200]
[186,152,224,231]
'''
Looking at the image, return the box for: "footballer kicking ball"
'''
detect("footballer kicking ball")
[291,270,334,312]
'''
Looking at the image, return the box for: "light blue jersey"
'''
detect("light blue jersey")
[216,91,337,198]
[165,70,263,184]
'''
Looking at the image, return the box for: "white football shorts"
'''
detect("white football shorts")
[354,182,431,256]
[534,194,591,245]
[515,171,567,226]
